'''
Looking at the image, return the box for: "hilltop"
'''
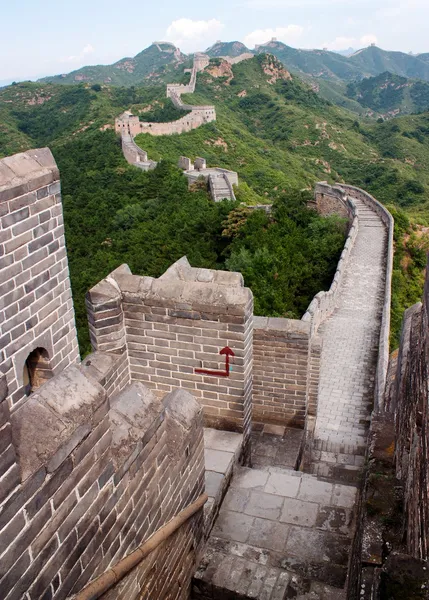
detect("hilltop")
[40,42,191,86]
[346,72,429,117]
[32,41,429,89]
[205,41,252,57]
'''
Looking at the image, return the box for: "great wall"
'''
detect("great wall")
[115,54,238,203]
[1,145,429,599]
[1,47,429,598]
[114,53,215,139]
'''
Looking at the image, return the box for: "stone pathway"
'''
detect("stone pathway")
[310,198,387,482]
[192,198,388,598]
[193,465,355,599]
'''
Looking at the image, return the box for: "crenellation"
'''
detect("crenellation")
[0,147,405,598]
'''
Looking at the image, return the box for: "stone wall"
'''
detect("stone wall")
[312,182,350,219]
[302,184,359,336]
[117,108,216,138]
[391,286,429,560]
[0,149,79,410]
[121,135,157,171]
[253,317,311,427]
[0,152,207,600]
[86,258,254,460]
[0,363,205,600]
[339,184,394,411]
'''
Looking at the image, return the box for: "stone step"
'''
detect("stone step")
[194,465,358,596]
[192,538,348,599]
[313,437,367,452]
[309,461,363,485]
[203,428,243,535]
[312,449,366,467]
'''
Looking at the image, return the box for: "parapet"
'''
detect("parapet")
[0,148,59,202]
[1,353,205,600]
[86,257,254,458]
[0,149,80,410]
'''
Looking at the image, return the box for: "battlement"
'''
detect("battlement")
[115,54,216,139]
[0,149,79,411]
[0,150,398,598]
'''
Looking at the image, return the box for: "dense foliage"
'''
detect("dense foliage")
[346,72,429,116]
[2,54,429,352]
[53,131,345,354]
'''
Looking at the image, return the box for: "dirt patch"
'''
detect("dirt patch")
[261,56,292,84]
[206,60,234,84]
[204,137,228,152]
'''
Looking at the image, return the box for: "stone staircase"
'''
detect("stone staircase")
[193,464,355,599]
[208,173,236,202]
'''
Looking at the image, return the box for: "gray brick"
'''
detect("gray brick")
[2,206,29,227]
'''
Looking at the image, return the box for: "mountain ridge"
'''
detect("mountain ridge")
[37,41,429,88]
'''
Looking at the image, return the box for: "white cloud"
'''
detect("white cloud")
[323,36,357,51]
[360,34,378,46]
[65,44,95,63]
[166,18,224,51]
[242,0,359,7]
[323,33,378,51]
[244,25,304,48]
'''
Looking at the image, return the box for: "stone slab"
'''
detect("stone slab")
[264,472,301,498]
[244,491,284,521]
[280,498,319,528]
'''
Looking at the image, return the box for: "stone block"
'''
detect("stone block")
[244,491,284,521]
[264,472,301,498]
[212,510,254,543]
[280,498,319,527]
[247,517,289,552]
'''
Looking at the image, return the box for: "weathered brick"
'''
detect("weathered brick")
[26,458,73,518]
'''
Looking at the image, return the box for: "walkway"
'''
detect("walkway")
[192,196,388,598]
[310,197,387,481]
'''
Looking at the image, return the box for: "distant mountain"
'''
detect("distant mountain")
[333,48,356,57]
[205,41,252,58]
[40,43,191,86]
[254,41,363,81]
[34,41,429,89]
[346,71,429,117]
[252,42,429,84]
[417,53,429,64]
[348,46,429,81]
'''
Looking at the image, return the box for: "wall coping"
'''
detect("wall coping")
[0,148,59,203]
[303,182,394,410]
[338,184,394,410]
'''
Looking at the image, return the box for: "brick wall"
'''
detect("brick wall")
[0,362,205,600]
[312,182,350,219]
[118,109,217,137]
[86,259,253,459]
[0,149,79,410]
[391,280,429,559]
[253,317,311,428]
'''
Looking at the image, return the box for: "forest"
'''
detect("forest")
[2,54,429,353]
[54,130,346,354]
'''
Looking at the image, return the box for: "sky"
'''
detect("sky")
[1,0,428,84]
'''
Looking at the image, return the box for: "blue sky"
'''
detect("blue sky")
[1,0,427,83]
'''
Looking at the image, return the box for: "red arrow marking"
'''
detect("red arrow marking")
[195,346,235,377]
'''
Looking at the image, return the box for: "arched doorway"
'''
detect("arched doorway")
[23,348,52,396]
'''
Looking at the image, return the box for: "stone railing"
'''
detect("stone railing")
[121,134,157,170]
[303,182,393,410]
[302,186,359,335]
[339,184,394,411]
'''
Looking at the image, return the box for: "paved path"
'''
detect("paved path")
[311,198,387,480]
[193,197,389,598]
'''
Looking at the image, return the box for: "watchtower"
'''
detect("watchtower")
[0,148,79,409]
